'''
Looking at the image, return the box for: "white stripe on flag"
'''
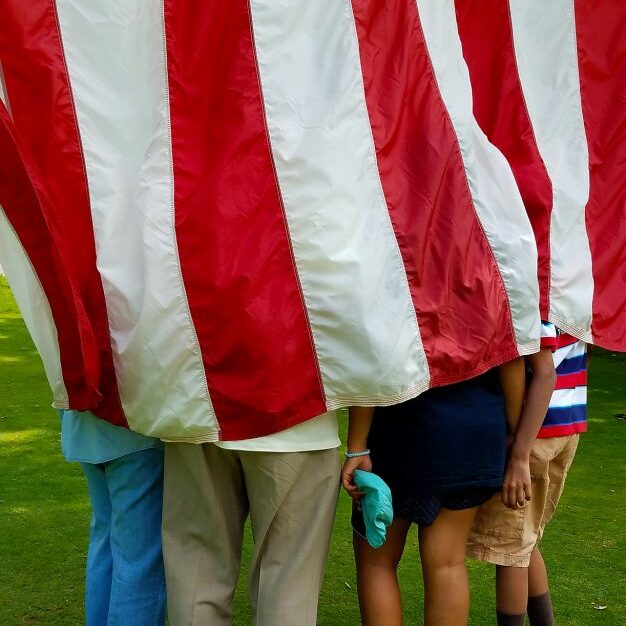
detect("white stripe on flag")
[508,0,594,341]
[550,386,587,409]
[0,206,68,406]
[249,0,430,404]
[55,0,218,440]
[416,0,541,354]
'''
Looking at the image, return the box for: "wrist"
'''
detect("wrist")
[509,445,531,462]
[345,449,370,459]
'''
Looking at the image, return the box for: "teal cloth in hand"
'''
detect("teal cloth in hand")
[354,470,393,549]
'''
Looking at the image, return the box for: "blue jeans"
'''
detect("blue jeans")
[81,448,166,626]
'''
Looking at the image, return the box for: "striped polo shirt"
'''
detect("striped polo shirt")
[539,322,588,438]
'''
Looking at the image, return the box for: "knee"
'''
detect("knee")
[358,555,402,572]
[356,546,402,572]
[355,536,404,571]
[421,546,466,571]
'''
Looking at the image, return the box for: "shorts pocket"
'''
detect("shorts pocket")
[472,492,526,540]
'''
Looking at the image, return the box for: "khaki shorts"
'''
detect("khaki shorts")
[467,434,579,567]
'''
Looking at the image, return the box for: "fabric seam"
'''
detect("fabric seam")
[506,1,553,319]
[160,0,221,438]
[246,0,328,409]
[413,3,520,354]
[346,0,431,390]
[548,0,595,343]
[51,0,127,422]
[0,204,69,406]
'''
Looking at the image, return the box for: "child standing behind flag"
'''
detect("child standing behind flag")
[341,339,556,626]
[468,322,587,626]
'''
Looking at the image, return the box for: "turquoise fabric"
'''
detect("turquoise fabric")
[354,470,394,549]
[61,409,162,464]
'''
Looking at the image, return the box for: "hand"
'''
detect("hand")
[501,455,532,509]
[341,454,372,500]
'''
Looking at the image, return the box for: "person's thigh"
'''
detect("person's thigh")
[243,448,341,626]
[419,506,477,567]
[353,518,411,626]
[419,507,478,626]
[162,443,248,626]
[353,510,411,569]
[105,448,166,626]
[81,462,113,626]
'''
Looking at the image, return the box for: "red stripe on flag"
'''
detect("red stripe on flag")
[351,0,518,385]
[575,2,626,351]
[555,371,587,390]
[0,1,126,425]
[0,105,101,409]
[164,0,326,440]
[455,0,553,320]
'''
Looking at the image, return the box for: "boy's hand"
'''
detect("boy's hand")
[502,455,532,509]
[341,455,372,500]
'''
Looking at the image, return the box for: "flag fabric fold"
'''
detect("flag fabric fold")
[4,0,622,440]
[455,0,626,350]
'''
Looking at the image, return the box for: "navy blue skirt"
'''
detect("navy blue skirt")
[366,370,507,523]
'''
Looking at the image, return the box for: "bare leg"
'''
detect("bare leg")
[496,564,529,616]
[354,517,411,626]
[419,507,477,626]
[527,547,555,626]
[528,548,549,597]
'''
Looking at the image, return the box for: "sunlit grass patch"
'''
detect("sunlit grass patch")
[0,428,47,444]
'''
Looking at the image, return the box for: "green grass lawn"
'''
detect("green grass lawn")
[1,276,624,625]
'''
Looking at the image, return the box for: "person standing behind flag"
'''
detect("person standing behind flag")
[60,409,166,626]
[467,322,586,626]
[340,342,556,626]
[162,410,341,626]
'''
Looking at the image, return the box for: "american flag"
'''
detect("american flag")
[0,0,623,441]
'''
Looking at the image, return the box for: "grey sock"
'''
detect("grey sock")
[527,591,555,626]
[497,611,526,626]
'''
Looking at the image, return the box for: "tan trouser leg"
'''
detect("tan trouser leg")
[242,448,341,626]
[162,443,248,626]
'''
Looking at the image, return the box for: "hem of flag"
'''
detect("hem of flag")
[517,339,541,357]
[160,431,221,444]
[549,311,593,344]
[326,376,431,409]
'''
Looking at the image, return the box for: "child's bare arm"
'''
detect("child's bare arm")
[498,357,526,437]
[347,406,374,452]
[511,348,556,459]
[502,348,556,508]
[341,406,374,498]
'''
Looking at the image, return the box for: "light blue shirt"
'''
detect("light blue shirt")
[61,409,162,464]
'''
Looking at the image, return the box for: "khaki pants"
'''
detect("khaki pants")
[162,443,340,626]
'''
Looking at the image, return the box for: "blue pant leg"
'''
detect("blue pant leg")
[105,448,166,626]
[81,462,113,626]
